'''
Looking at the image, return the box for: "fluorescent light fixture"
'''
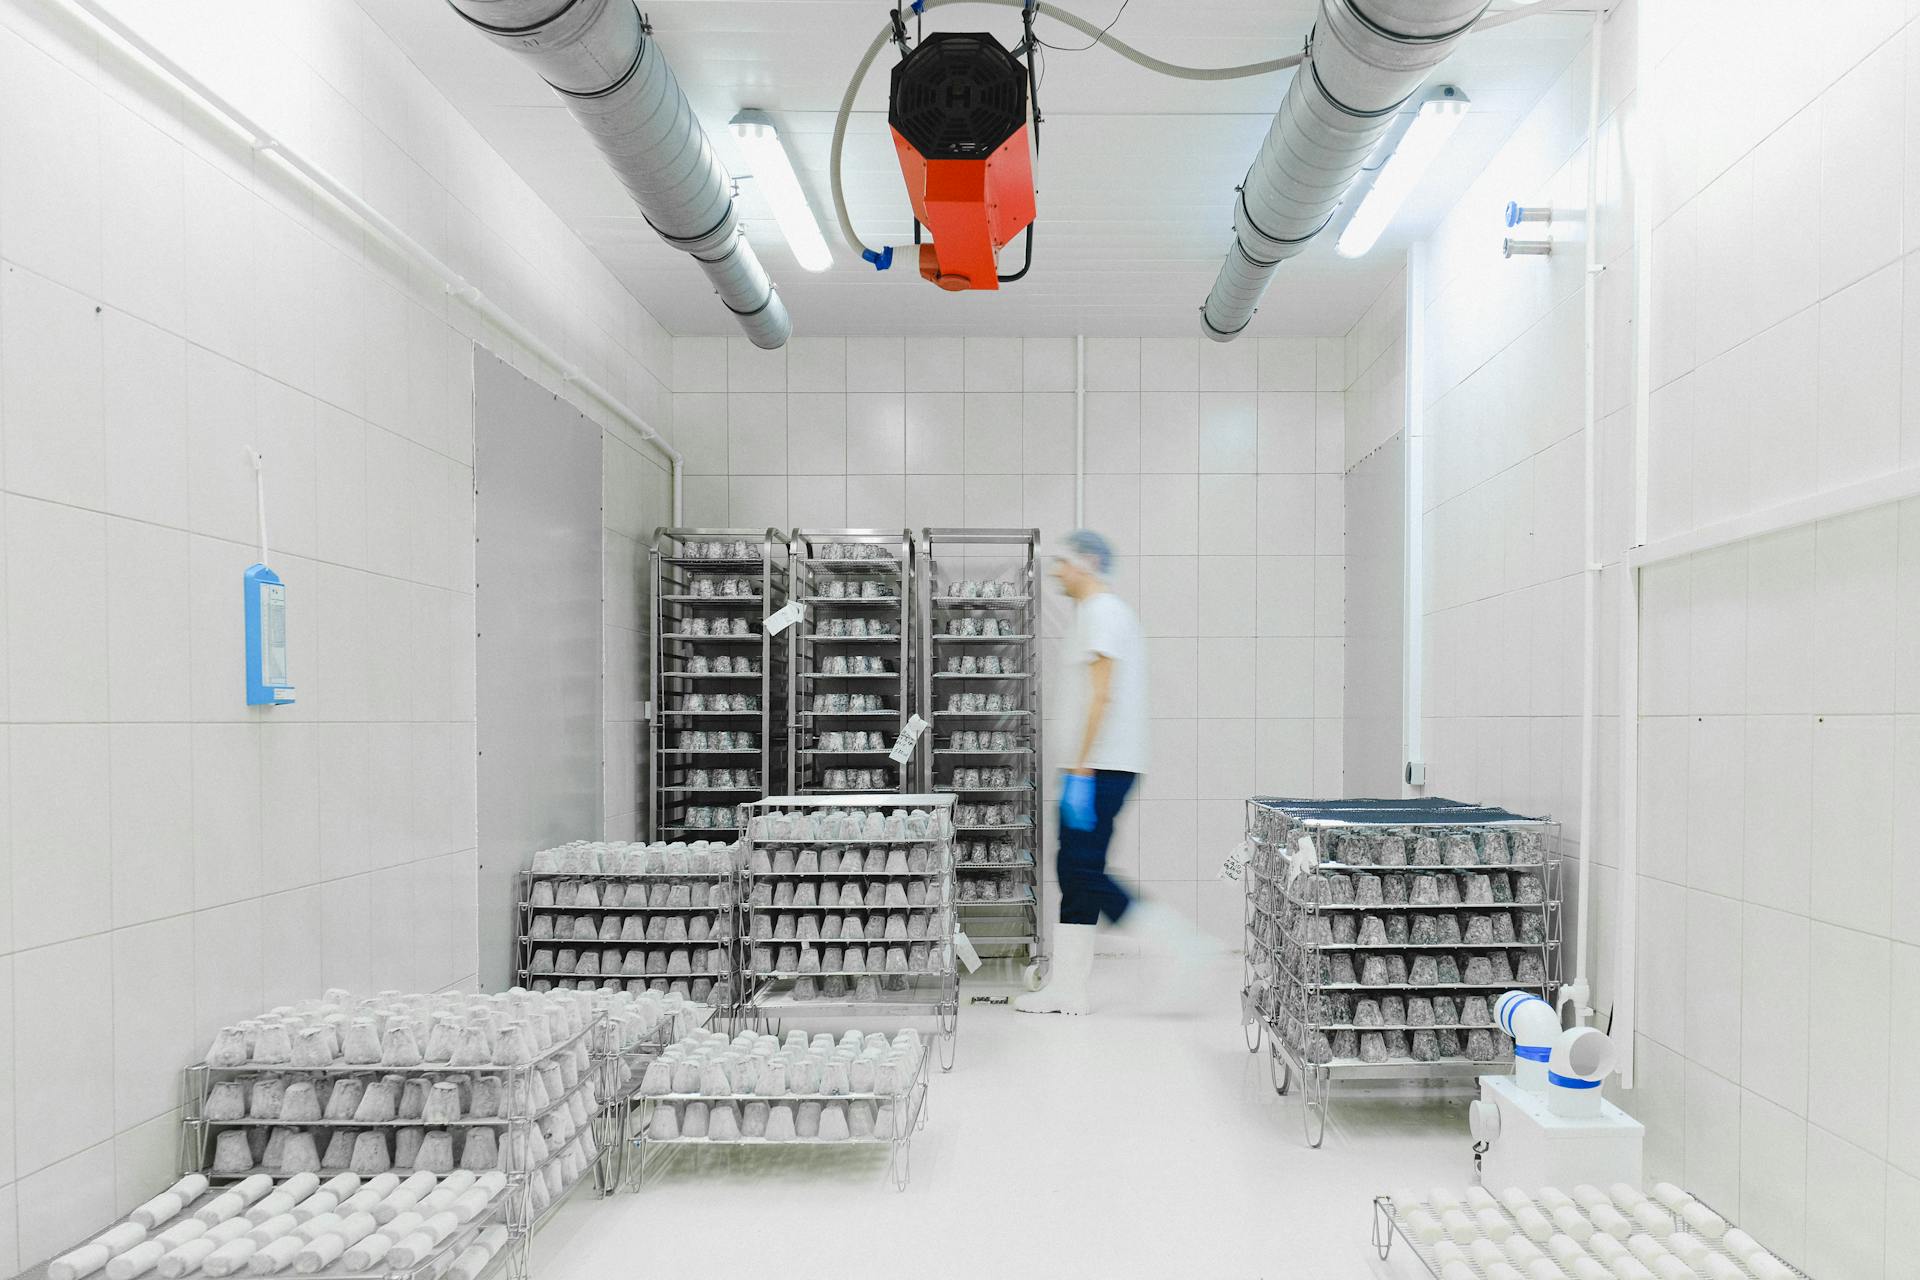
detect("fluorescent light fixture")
[729,109,832,272]
[1336,88,1470,259]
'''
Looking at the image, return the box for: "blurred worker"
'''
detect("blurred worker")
[1016,529,1199,1015]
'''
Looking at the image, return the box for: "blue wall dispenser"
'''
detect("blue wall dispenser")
[244,449,294,706]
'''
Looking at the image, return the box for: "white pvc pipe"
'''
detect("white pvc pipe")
[1496,990,1560,1093]
[1567,6,1603,1029]
[1075,335,1086,525]
[57,0,685,524]
[1401,244,1427,793]
[1545,1026,1618,1118]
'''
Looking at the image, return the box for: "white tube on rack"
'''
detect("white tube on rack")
[1748,1256,1794,1280]
[105,1242,165,1280]
[446,1228,509,1280]
[245,1216,297,1246]
[1477,1207,1515,1241]
[295,1215,342,1244]
[1701,1257,1744,1280]
[1440,1262,1476,1280]
[1666,1236,1710,1269]
[1467,1186,1500,1212]
[158,1239,220,1280]
[1573,1185,1612,1211]
[388,1211,459,1269]
[1505,1236,1545,1266]
[1625,1234,1666,1266]
[1608,1183,1646,1210]
[1547,1235,1586,1266]
[1588,1232,1627,1261]
[318,1174,359,1201]
[153,1221,208,1253]
[1720,1228,1761,1261]
[1487,1265,1525,1280]
[1517,1207,1555,1242]
[1677,1201,1726,1239]
[1609,1258,1655,1280]
[450,1189,493,1223]
[1407,1209,1443,1244]
[200,1238,260,1277]
[1552,1206,1594,1242]
[1442,1208,1476,1243]
[1472,1238,1509,1269]
[1649,1183,1690,1211]
[1525,1259,1568,1280]
[289,1192,337,1225]
[246,1235,302,1275]
[1590,1205,1633,1240]
[1630,1202,1671,1237]
[49,1246,114,1280]
[131,1175,208,1231]
[1649,1257,1692,1280]
[1569,1261,1610,1280]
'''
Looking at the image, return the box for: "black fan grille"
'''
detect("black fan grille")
[888,33,1027,160]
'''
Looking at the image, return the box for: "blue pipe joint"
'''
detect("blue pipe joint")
[862,246,895,271]
[1504,200,1522,228]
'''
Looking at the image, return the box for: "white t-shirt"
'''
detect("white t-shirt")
[1059,591,1149,775]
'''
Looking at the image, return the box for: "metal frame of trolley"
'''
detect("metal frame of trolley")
[1240,796,1562,1148]
[786,530,917,796]
[647,529,789,841]
[738,794,961,1072]
[918,527,1047,988]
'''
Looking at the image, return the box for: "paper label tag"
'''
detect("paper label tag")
[1217,838,1252,883]
[763,600,805,634]
[888,712,929,765]
[953,929,982,973]
[1286,833,1318,881]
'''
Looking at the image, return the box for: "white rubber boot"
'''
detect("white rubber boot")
[1013,923,1095,1015]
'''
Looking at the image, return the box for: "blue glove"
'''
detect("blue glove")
[1060,771,1097,832]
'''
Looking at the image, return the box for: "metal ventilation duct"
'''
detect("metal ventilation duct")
[1201,0,1488,341]
[448,0,792,348]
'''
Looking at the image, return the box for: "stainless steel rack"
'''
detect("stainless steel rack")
[739,795,960,1071]
[918,528,1045,984]
[648,529,790,840]
[786,530,917,795]
[1240,797,1562,1148]
[515,842,739,1017]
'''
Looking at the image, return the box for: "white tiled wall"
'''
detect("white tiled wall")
[0,1,673,1267]
[1341,276,1407,796]
[671,334,1348,945]
[1412,0,1920,1271]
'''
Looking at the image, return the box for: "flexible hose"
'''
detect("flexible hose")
[830,0,1585,261]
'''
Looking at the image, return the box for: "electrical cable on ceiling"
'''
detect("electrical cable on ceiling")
[831,0,1590,264]
[1032,0,1129,52]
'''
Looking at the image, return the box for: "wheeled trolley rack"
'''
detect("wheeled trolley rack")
[786,530,918,796]
[918,528,1046,985]
[1241,797,1561,1148]
[647,529,790,841]
[738,794,960,1071]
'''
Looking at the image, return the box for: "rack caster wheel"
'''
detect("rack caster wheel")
[1022,962,1047,991]
[1269,1044,1290,1096]
[1243,1017,1262,1053]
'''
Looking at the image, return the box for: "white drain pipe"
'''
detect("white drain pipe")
[1201,0,1490,340]
[448,0,791,349]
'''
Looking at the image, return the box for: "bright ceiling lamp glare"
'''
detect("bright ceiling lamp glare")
[1335,89,1471,259]
[729,110,833,272]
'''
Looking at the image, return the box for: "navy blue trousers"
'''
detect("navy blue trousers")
[1056,770,1138,926]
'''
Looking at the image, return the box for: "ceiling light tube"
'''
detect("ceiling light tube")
[729,109,832,273]
[1335,88,1471,259]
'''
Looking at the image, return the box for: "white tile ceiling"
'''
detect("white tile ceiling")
[365,0,1590,339]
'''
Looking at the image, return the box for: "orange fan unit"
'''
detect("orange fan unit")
[887,32,1036,291]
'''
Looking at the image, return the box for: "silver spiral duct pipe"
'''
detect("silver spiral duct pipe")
[1201,0,1489,341]
[447,0,791,348]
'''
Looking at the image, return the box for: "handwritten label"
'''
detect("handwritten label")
[1217,838,1252,883]
[763,600,805,634]
[888,712,929,765]
[953,929,982,973]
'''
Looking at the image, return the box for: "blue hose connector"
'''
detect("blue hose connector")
[862,246,895,271]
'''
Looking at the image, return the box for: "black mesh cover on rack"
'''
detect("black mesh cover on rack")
[1249,797,1548,826]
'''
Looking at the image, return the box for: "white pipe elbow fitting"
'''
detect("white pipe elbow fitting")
[1497,990,1561,1092]
[1546,1026,1618,1117]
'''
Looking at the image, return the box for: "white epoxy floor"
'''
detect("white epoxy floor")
[534,956,1471,1280]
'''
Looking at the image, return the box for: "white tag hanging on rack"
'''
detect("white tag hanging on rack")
[763,600,805,634]
[1286,833,1318,882]
[953,930,982,973]
[888,713,929,765]
[1217,838,1252,883]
